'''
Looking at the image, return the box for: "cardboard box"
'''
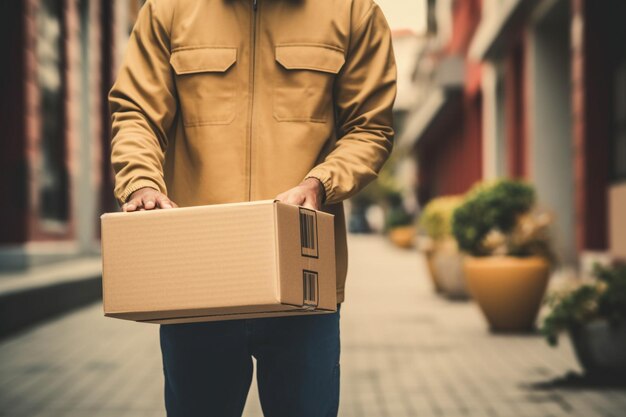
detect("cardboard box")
[100,200,336,324]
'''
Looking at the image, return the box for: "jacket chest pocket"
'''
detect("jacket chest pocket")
[170,47,237,127]
[273,44,345,123]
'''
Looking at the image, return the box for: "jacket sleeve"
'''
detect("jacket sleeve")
[304,3,397,205]
[108,0,177,205]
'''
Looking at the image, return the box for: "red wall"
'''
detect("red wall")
[416,0,483,203]
[505,39,528,179]
[446,0,482,55]
[571,0,612,251]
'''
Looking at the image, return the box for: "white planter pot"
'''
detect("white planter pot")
[432,245,468,299]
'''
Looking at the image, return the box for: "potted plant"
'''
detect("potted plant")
[452,179,555,331]
[541,263,626,379]
[385,190,415,249]
[348,190,374,234]
[418,196,465,296]
[349,156,404,234]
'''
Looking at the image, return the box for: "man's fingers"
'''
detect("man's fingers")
[123,192,178,212]
[123,198,142,212]
[301,199,317,211]
[156,195,173,209]
[284,193,305,206]
[142,196,156,210]
[301,190,321,210]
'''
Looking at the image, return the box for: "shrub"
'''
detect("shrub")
[541,263,626,346]
[419,196,464,241]
[385,190,413,230]
[451,179,536,256]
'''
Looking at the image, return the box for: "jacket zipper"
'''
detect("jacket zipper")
[247,0,259,200]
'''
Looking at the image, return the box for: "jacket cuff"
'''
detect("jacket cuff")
[119,179,162,205]
[303,176,327,205]
[304,167,334,205]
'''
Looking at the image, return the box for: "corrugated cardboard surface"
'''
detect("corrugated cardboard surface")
[101,200,336,323]
[275,203,336,311]
[609,183,626,260]
[144,306,333,325]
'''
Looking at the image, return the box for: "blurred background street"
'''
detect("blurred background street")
[4,235,625,417]
[2,0,626,415]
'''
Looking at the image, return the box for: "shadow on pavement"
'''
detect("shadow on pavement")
[526,371,626,390]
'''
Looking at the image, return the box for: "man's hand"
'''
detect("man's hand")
[122,187,178,212]
[275,178,325,211]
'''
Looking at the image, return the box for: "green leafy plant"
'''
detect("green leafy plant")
[419,195,464,241]
[451,179,537,256]
[354,151,404,206]
[541,263,626,346]
[594,263,626,323]
[349,160,404,233]
[349,150,416,231]
[384,190,413,230]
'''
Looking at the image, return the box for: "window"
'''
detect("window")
[36,0,69,224]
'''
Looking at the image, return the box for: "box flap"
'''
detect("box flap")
[274,202,337,310]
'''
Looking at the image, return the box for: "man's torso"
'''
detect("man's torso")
[160,0,364,205]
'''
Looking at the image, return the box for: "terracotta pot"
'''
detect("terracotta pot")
[388,226,415,249]
[569,320,626,378]
[464,256,550,332]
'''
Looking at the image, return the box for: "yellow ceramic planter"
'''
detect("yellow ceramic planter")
[464,256,550,332]
[388,226,415,249]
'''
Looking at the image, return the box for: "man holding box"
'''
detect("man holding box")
[109,0,396,415]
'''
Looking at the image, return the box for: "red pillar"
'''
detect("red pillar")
[505,40,528,179]
[571,0,610,251]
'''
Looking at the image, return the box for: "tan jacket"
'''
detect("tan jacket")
[109,0,397,303]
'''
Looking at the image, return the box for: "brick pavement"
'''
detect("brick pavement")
[1,235,625,417]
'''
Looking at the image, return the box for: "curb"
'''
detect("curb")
[0,258,102,339]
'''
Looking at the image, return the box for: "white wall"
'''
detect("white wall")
[528,0,576,264]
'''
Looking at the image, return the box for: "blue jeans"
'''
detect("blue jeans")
[159,306,341,417]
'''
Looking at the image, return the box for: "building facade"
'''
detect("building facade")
[0,0,142,270]
[400,0,483,204]
[402,0,626,265]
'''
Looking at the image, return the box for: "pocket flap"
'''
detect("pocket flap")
[170,47,237,74]
[275,45,345,74]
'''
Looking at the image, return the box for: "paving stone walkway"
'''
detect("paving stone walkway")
[1,235,624,417]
